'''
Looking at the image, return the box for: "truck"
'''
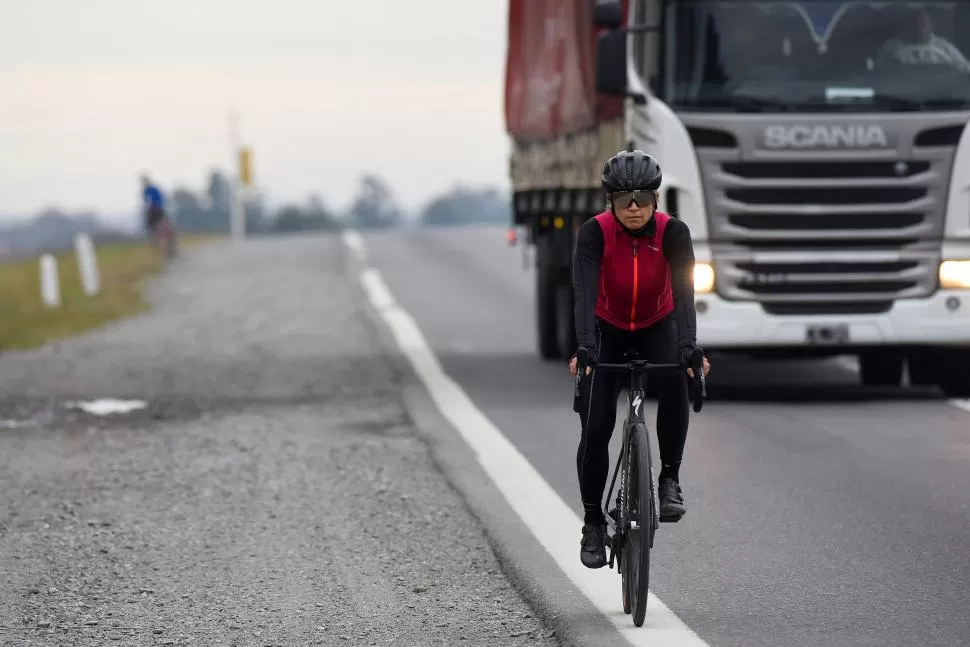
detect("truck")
[504,0,970,397]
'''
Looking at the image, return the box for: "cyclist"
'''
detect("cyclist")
[141,174,176,257]
[569,150,711,569]
[141,174,166,234]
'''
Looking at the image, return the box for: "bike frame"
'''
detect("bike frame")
[599,357,677,560]
[149,215,178,260]
[573,347,706,624]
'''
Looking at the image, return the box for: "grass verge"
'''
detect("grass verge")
[0,235,218,351]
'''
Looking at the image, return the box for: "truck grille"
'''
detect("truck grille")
[698,152,954,313]
[713,250,939,307]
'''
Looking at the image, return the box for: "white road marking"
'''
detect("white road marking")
[340,229,367,261]
[835,356,968,414]
[69,399,148,415]
[344,230,709,646]
[360,268,395,311]
[952,400,970,413]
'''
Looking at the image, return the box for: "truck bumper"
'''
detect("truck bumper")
[695,291,970,350]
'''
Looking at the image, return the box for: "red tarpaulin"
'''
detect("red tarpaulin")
[504,0,627,141]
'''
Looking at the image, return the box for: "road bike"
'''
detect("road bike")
[149,214,179,260]
[576,348,707,627]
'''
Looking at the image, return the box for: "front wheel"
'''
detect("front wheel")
[938,347,970,398]
[858,351,904,387]
[624,422,654,627]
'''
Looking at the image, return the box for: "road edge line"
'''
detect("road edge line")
[343,233,628,647]
[342,230,709,647]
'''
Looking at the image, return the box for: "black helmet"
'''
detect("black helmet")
[601,150,662,192]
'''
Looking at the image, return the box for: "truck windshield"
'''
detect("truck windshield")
[663,0,970,111]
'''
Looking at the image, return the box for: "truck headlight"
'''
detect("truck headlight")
[694,263,715,294]
[940,260,970,289]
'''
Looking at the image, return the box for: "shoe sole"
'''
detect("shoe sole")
[659,508,686,523]
[581,554,608,569]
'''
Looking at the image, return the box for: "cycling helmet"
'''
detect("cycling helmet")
[601,150,663,193]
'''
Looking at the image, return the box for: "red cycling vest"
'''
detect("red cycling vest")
[593,210,674,331]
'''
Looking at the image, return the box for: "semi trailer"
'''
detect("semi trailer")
[504,0,970,396]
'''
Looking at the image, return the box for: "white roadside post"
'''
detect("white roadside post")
[74,233,101,296]
[40,254,60,308]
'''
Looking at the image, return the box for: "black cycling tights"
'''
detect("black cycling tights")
[575,316,689,525]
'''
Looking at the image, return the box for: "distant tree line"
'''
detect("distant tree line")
[168,170,510,234]
[0,170,512,259]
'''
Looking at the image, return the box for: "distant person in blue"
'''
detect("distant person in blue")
[141,174,166,233]
[140,173,178,258]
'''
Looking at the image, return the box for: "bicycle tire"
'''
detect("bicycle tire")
[621,544,631,614]
[625,422,653,627]
[619,434,632,615]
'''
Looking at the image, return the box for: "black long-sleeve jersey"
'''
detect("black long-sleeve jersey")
[572,213,698,351]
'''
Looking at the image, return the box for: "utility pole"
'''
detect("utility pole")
[229,111,246,242]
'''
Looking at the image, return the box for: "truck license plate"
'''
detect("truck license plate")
[806,324,850,345]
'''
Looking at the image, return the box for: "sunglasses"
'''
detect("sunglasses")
[611,190,655,209]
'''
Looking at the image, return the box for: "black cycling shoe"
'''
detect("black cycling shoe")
[580,523,608,569]
[659,477,686,522]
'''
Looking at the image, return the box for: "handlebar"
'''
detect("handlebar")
[574,350,708,413]
[594,361,681,372]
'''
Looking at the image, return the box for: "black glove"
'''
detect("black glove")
[679,344,705,367]
[680,345,708,413]
[576,345,599,374]
[573,345,598,402]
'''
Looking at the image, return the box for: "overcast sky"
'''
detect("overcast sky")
[2,0,511,221]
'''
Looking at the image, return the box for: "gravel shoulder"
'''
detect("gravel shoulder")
[0,234,558,646]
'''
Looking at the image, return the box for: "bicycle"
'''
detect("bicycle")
[574,347,707,627]
[149,214,179,260]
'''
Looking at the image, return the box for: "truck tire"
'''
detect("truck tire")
[858,351,904,387]
[937,348,970,398]
[536,257,562,360]
[556,281,577,359]
[906,349,937,387]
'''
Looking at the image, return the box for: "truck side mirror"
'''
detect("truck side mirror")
[593,0,624,29]
[595,30,628,97]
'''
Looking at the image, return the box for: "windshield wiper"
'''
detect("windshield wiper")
[867,94,970,111]
[684,95,797,112]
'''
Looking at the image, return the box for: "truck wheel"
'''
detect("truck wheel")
[906,349,937,387]
[536,260,562,360]
[858,351,904,387]
[556,281,577,359]
[937,348,970,398]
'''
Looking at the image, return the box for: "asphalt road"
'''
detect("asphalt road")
[360,224,970,647]
[0,235,558,647]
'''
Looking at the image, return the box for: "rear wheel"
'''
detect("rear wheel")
[535,255,561,360]
[938,348,970,398]
[624,422,654,627]
[859,351,905,387]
